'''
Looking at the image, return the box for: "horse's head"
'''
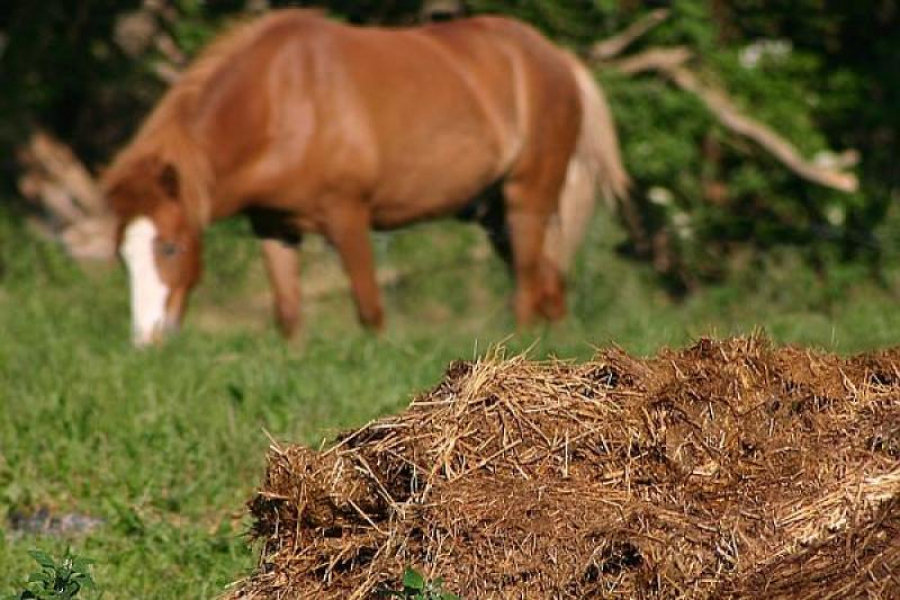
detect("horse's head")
[107,158,203,346]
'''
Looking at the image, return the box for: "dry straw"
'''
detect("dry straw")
[227,336,900,598]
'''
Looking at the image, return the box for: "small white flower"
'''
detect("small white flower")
[825,205,845,226]
[648,186,674,206]
[739,45,763,69]
[672,212,691,229]
[635,142,653,159]
[740,39,792,69]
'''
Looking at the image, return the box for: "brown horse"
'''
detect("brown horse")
[105,9,628,346]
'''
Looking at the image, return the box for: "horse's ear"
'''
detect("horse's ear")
[158,163,180,199]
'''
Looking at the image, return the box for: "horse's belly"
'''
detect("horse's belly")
[369,154,498,228]
[370,192,479,229]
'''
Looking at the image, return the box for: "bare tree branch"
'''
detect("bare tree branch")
[153,62,181,85]
[112,1,187,84]
[18,132,105,214]
[589,8,670,61]
[607,47,859,193]
[154,33,187,66]
[612,46,692,75]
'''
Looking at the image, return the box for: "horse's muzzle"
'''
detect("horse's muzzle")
[132,316,180,348]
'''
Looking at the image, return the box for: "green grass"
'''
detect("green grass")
[2,206,900,598]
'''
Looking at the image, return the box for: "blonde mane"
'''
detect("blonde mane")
[103,9,326,226]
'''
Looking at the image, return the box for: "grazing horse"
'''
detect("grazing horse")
[105,9,628,346]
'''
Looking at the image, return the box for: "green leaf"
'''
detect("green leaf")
[26,572,51,584]
[28,551,55,569]
[403,568,425,591]
[72,557,95,571]
[79,577,96,589]
[441,594,460,600]
[64,581,81,598]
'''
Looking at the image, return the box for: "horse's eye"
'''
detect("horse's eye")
[155,240,182,258]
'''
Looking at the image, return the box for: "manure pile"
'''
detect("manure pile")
[228,337,900,599]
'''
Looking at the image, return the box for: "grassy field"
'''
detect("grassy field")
[2,205,900,598]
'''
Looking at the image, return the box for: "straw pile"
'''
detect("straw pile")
[227,336,900,599]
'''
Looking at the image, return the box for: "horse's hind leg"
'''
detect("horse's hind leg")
[472,190,565,320]
[324,202,384,330]
[503,179,563,325]
[538,255,567,321]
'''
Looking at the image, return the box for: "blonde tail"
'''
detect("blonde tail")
[543,55,630,273]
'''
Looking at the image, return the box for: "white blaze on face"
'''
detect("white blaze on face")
[120,217,169,346]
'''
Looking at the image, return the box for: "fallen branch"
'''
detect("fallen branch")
[612,46,692,75]
[589,8,670,61]
[17,131,117,261]
[17,132,106,215]
[607,47,859,193]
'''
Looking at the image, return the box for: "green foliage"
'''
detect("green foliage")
[168,0,227,56]
[382,568,460,600]
[9,550,96,600]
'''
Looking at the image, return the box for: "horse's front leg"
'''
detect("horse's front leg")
[324,202,384,330]
[260,238,302,338]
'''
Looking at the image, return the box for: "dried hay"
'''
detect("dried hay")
[227,336,900,598]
